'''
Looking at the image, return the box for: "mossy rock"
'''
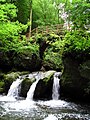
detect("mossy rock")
[20,77,36,97]
[34,71,55,100]
[61,57,88,101]
[0,52,12,71]
[42,70,55,83]
[79,60,90,80]
[13,50,41,71]
[3,72,21,94]
[0,81,5,93]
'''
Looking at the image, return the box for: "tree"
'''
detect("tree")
[32,0,59,27]
[16,0,31,24]
[0,0,28,52]
[67,0,90,30]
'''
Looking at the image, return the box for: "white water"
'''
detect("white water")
[7,77,23,98]
[26,71,55,100]
[52,72,61,100]
[26,72,43,100]
[44,114,58,120]
[0,71,90,120]
[26,79,39,100]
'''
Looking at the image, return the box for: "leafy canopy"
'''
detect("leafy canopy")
[0,0,29,52]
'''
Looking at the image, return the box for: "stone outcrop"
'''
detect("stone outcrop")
[61,56,90,102]
[0,50,41,72]
[34,71,55,100]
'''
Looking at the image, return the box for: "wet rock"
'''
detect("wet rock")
[20,77,36,97]
[61,56,90,102]
[34,71,55,100]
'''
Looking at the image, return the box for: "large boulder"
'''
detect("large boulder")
[0,72,20,94]
[61,56,90,102]
[0,51,13,72]
[20,76,36,97]
[0,48,41,72]
[34,71,55,100]
[13,51,41,71]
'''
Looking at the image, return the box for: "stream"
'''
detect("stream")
[0,71,90,120]
[0,96,90,120]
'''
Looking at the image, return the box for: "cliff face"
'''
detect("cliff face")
[61,55,90,102]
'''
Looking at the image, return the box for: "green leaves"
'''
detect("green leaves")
[0,3,17,21]
[17,0,31,24]
[32,0,58,26]
[0,21,29,51]
[0,1,29,52]
[63,31,90,56]
[68,0,90,30]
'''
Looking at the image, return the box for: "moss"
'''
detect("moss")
[20,77,36,97]
[79,60,90,80]
[4,72,20,80]
[0,81,4,93]
[42,71,55,84]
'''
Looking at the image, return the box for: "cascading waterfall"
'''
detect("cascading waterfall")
[7,76,23,98]
[52,72,61,100]
[26,72,44,100]
[26,79,39,100]
[0,71,90,120]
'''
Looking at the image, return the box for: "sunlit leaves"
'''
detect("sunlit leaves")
[63,31,90,54]
[32,0,58,26]
[68,0,90,30]
[0,3,17,21]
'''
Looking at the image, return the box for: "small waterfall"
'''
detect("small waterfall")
[52,72,61,100]
[7,77,23,98]
[26,79,39,100]
[26,72,46,100]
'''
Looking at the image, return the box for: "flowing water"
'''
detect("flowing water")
[0,72,90,120]
[26,72,43,100]
[7,76,23,98]
[52,72,61,100]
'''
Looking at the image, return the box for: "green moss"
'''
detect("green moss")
[4,72,20,81]
[42,71,55,84]
[20,77,36,97]
[63,30,90,58]
[79,60,90,80]
[0,81,4,93]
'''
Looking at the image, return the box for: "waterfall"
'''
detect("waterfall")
[52,72,61,100]
[26,79,39,100]
[7,76,23,98]
[26,72,46,100]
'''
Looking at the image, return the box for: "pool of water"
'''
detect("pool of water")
[0,95,90,120]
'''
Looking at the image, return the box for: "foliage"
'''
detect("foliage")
[43,33,63,70]
[17,43,39,55]
[0,21,29,52]
[16,0,31,24]
[63,31,90,56]
[67,0,90,30]
[0,2,17,21]
[0,1,34,53]
[32,0,59,27]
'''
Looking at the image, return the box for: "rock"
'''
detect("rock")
[79,60,90,80]
[0,51,13,71]
[34,71,55,100]
[20,77,36,97]
[0,49,41,72]
[3,72,20,94]
[61,56,90,102]
[13,50,41,72]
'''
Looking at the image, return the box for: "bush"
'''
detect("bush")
[63,30,90,57]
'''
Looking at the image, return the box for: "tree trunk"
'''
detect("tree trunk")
[28,0,32,38]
